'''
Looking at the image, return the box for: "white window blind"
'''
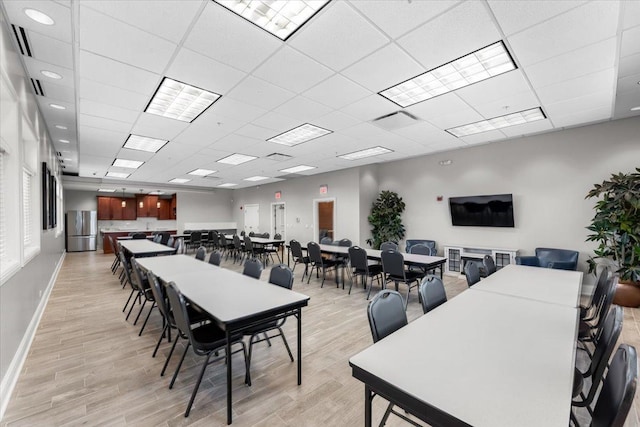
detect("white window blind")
[0,152,6,261]
[22,168,32,246]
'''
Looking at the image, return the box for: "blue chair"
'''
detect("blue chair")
[515,247,579,271]
[405,239,436,256]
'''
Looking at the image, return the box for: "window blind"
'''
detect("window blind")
[0,152,5,261]
[23,168,31,246]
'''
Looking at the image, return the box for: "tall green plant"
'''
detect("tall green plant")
[366,190,406,249]
[586,168,640,282]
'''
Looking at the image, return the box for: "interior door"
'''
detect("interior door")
[314,198,335,242]
[272,203,285,239]
[244,204,260,235]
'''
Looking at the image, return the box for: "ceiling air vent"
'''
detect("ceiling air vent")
[371,111,419,130]
[56,151,62,156]
[31,78,45,96]
[11,25,32,57]
[265,153,292,161]
[274,173,303,180]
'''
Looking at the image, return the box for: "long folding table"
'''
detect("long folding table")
[136,255,310,425]
[349,265,581,426]
[119,240,176,257]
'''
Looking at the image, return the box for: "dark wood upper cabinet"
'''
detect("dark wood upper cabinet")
[110,197,124,220]
[123,198,137,220]
[97,197,111,220]
[97,195,176,220]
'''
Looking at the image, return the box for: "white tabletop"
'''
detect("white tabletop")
[349,290,578,427]
[317,244,446,266]
[119,240,176,256]
[224,235,284,245]
[471,264,583,307]
[136,255,309,325]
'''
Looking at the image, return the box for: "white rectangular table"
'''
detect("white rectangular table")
[136,255,310,425]
[349,290,579,427]
[471,264,583,307]
[119,240,176,257]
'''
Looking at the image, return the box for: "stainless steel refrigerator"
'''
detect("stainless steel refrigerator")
[66,210,97,252]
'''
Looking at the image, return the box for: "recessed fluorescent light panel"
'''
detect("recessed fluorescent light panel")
[188,168,216,176]
[98,188,117,192]
[55,125,67,130]
[218,183,238,187]
[446,107,546,137]
[169,178,191,184]
[244,176,269,182]
[379,41,517,108]
[217,153,257,165]
[213,0,330,40]
[280,165,316,174]
[267,123,332,147]
[59,139,69,143]
[123,134,168,153]
[112,159,144,169]
[145,77,220,123]
[339,146,393,161]
[105,172,130,179]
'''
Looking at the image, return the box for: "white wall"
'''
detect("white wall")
[176,191,234,233]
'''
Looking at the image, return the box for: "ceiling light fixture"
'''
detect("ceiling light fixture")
[213,0,330,40]
[218,183,238,187]
[439,160,453,166]
[106,172,130,179]
[55,125,67,130]
[338,146,393,161]
[122,134,168,153]
[188,168,216,176]
[40,70,62,79]
[97,188,116,193]
[169,178,191,184]
[148,191,164,195]
[24,8,54,25]
[446,107,546,137]
[112,159,144,169]
[280,165,316,174]
[379,41,517,108]
[217,153,257,165]
[121,188,126,207]
[267,123,333,146]
[49,103,66,110]
[59,139,69,143]
[145,77,220,123]
[630,106,640,111]
[244,176,269,182]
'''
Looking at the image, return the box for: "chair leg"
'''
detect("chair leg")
[126,292,141,320]
[161,336,180,376]
[133,299,148,325]
[170,342,191,389]
[153,323,169,358]
[184,351,214,417]
[123,289,135,312]
[138,302,156,336]
[279,327,294,362]
[247,334,258,386]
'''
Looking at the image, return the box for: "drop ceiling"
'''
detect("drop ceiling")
[2,0,638,191]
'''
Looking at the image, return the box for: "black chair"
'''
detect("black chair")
[244,235,266,265]
[418,275,447,314]
[572,306,623,416]
[158,231,171,245]
[307,241,339,287]
[153,234,162,243]
[264,233,282,264]
[483,255,496,276]
[289,240,309,282]
[164,282,248,417]
[210,231,220,251]
[188,231,202,252]
[131,232,147,239]
[108,235,120,274]
[244,264,295,386]
[233,234,243,263]
[408,243,437,275]
[242,258,263,279]
[581,266,611,321]
[195,246,206,261]
[174,237,186,255]
[464,261,481,287]
[381,250,423,309]
[208,251,222,266]
[130,258,156,336]
[167,236,174,247]
[367,290,415,426]
[584,344,637,427]
[348,246,383,298]
[579,276,617,345]
[515,247,579,270]
[380,241,398,252]
[320,236,333,245]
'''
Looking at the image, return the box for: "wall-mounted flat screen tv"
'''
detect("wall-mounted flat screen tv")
[449,194,514,227]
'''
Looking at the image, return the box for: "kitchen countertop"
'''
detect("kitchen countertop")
[101,229,175,233]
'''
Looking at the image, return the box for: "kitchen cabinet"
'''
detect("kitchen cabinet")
[96,195,175,220]
[110,197,123,220]
[97,197,111,220]
[136,195,158,218]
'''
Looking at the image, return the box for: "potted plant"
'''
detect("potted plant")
[366,190,406,250]
[585,168,640,306]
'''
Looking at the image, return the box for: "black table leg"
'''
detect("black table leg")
[226,329,233,425]
[365,385,372,427]
[297,308,302,385]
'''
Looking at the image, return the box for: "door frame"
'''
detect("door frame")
[270,202,286,240]
[313,197,336,242]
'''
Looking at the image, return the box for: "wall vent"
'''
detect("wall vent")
[31,78,45,96]
[11,25,32,57]
[371,111,420,130]
[265,153,292,161]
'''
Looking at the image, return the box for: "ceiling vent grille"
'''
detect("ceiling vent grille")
[31,78,45,96]
[11,25,32,57]
[371,111,420,130]
[274,173,303,180]
[265,153,292,161]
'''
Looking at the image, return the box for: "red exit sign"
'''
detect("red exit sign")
[319,185,328,195]
[275,191,281,200]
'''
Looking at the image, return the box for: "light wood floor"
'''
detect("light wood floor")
[2,251,640,426]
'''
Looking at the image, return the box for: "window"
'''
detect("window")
[22,168,32,245]
[20,117,40,263]
[0,151,5,263]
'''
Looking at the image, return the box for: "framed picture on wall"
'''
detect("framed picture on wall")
[42,162,50,230]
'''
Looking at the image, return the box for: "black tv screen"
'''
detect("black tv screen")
[449,194,514,227]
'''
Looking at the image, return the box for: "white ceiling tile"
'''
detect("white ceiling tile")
[340,94,396,121]
[460,129,507,145]
[545,89,614,118]
[210,134,262,153]
[78,50,161,95]
[213,98,267,123]
[342,44,425,92]
[524,37,617,88]
[149,142,203,161]
[397,1,501,71]
[79,6,176,73]
[79,99,139,123]
[473,91,540,119]
[391,121,449,143]
[3,0,73,43]
[537,68,615,105]
[552,106,611,128]
[613,91,640,119]
[303,74,370,109]
[341,122,393,140]
[78,114,133,134]
[348,0,460,39]
[623,0,640,29]
[252,46,334,93]
[621,26,640,58]
[273,96,333,122]
[405,92,471,120]
[184,2,282,73]
[500,119,554,138]
[427,109,486,130]
[313,111,361,131]
[619,52,640,78]
[289,2,389,71]
[617,72,640,94]
[507,1,619,66]
[78,154,114,176]
[227,76,295,110]
[130,113,191,141]
[234,123,277,140]
[251,112,299,132]
[27,32,73,68]
[456,70,531,107]
[166,48,246,95]
[172,119,237,147]
[82,0,203,43]
[78,126,127,157]
[40,81,75,103]
[115,148,155,162]
[488,0,587,36]
[79,78,149,111]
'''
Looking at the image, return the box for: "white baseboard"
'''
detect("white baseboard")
[0,251,66,421]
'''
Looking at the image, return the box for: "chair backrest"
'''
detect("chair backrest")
[147,270,169,321]
[208,251,222,266]
[320,237,333,245]
[419,275,447,314]
[367,290,408,343]
[348,246,368,272]
[131,232,147,239]
[290,239,304,259]
[405,239,436,253]
[167,236,174,247]
[307,242,324,264]
[249,231,255,237]
[119,252,136,289]
[165,282,203,352]
[269,264,294,289]
[190,231,202,244]
[243,235,254,252]
[535,247,579,270]
[591,344,638,427]
[175,237,186,254]
[195,246,206,261]
[381,249,405,279]
[130,257,150,294]
[153,234,162,243]
[233,235,242,250]
[380,241,398,252]
[483,255,497,276]
[409,244,433,256]
[211,232,220,248]
[159,232,171,245]
[219,235,228,247]
[243,258,263,279]
[338,238,352,247]
[464,261,481,287]
[589,265,611,310]
[274,233,282,240]
[592,276,619,338]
